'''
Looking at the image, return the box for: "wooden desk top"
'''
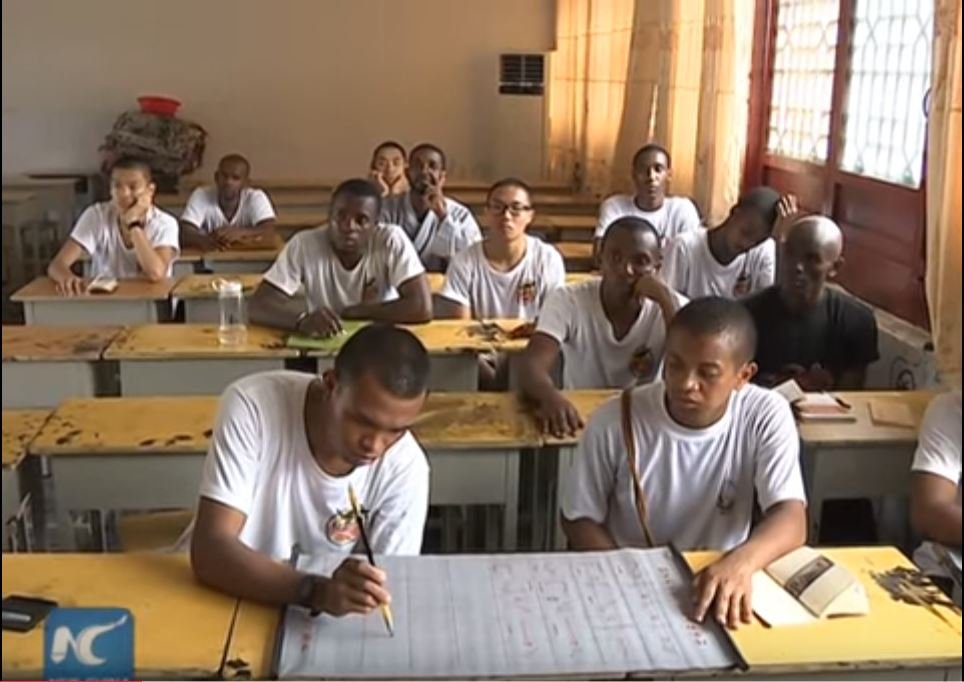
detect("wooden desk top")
[175,272,593,300]
[104,324,299,359]
[203,246,282,262]
[414,392,542,449]
[542,214,597,229]
[11,277,176,302]
[171,274,265,299]
[799,390,936,446]
[687,546,962,672]
[554,241,594,259]
[31,396,218,456]
[2,409,49,468]
[30,391,542,457]
[1,189,37,205]
[1,553,238,679]
[303,320,530,356]
[4,176,78,189]
[1,325,124,361]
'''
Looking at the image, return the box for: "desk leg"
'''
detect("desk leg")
[2,468,19,549]
[554,445,576,550]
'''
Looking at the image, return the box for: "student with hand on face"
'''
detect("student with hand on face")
[743,215,879,391]
[368,141,409,197]
[519,217,686,438]
[47,156,179,294]
[664,187,798,300]
[561,297,807,630]
[249,179,431,339]
[179,153,277,251]
[188,325,431,619]
[380,143,481,270]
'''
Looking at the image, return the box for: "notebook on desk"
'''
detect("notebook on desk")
[773,380,857,422]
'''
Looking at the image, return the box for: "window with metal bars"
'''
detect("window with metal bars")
[745,0,933,327]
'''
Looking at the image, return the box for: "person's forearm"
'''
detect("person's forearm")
[561,517,619,551]
[180,222,215,250]
[519,358,561,405]
[727,501,806,570]
[653,288,681,323]
[913,501,962,547]
[342,297,431,324]
[248,290,306,332]
[47,258,76,282]
[191,533,305,606]
[130,228,168,281]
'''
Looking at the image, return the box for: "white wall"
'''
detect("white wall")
[2,0,554,181]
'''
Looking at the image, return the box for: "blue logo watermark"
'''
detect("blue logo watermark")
[44,608,134,680]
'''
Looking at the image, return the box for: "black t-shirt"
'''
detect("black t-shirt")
[743,286,879,386]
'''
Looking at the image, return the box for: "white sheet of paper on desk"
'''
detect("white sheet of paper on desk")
[279,549,739,679]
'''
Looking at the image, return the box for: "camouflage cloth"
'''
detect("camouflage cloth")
[99,111,207,190]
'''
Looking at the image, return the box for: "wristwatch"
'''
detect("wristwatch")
[296,574,322,617]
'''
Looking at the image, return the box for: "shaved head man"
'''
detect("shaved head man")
[743,216,879,391]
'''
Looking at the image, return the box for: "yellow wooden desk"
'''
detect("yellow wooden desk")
[800,390,937,543]
[173,273,267,322]
[308,319,528,390]
[32,392,537,551]
[177,244,284,275]
[2,409,49,548]
[225,546,960,680]
[172,248,205,277]
[31,396,216,544]
[686,546,962,679]
[104,323,298,396]
[11,276,175,325]
[1,553,239,679]
[2,325,123,408]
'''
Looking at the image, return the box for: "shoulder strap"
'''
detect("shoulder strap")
[620,387,656,547]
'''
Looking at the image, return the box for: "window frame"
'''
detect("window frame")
[744,0,929,328]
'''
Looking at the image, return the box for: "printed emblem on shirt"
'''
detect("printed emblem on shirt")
[324,507,361,546]
[733,272,752,297]
[517,280,538,304]
[629,345,655,380]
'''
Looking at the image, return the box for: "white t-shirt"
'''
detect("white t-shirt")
[535,279,686,388]
[595,194,701,243]
[263,224,425,313]
[562,381,806,551]
[180,186,276,233]
[69,202,180,278]
[194,371,430,560]
[380,192,482,265]
[663,228,775,299]
[439,236,566,320]
[911,391,962,576]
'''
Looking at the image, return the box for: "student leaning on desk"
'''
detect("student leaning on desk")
[46,156,179,295]
[186,324,430,619]
[561,297,808,630]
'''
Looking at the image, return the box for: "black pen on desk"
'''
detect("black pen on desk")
[832,394,852,409]
[348,483,395,637]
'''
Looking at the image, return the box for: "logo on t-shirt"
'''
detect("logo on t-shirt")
[629,345,655,380]
[517,280,538,305]
[733,272,752,297]
[325,507,361,546]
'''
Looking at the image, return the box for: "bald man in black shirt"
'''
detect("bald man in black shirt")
[743,216,879,391]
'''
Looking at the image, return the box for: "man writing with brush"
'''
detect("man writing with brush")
[186,325,431,622]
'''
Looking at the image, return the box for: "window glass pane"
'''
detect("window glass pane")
[840,0,933,187]
[766,0,839,163]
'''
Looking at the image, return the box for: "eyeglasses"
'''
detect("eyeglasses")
[486,202,533,217]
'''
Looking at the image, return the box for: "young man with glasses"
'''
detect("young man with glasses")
[436,178,565,321]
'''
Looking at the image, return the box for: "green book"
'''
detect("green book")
[286,320,368,351]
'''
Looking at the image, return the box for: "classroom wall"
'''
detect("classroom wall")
[1,0,555,181]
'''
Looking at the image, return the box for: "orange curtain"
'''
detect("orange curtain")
[548,0,755,222]
[926,0,963,388]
